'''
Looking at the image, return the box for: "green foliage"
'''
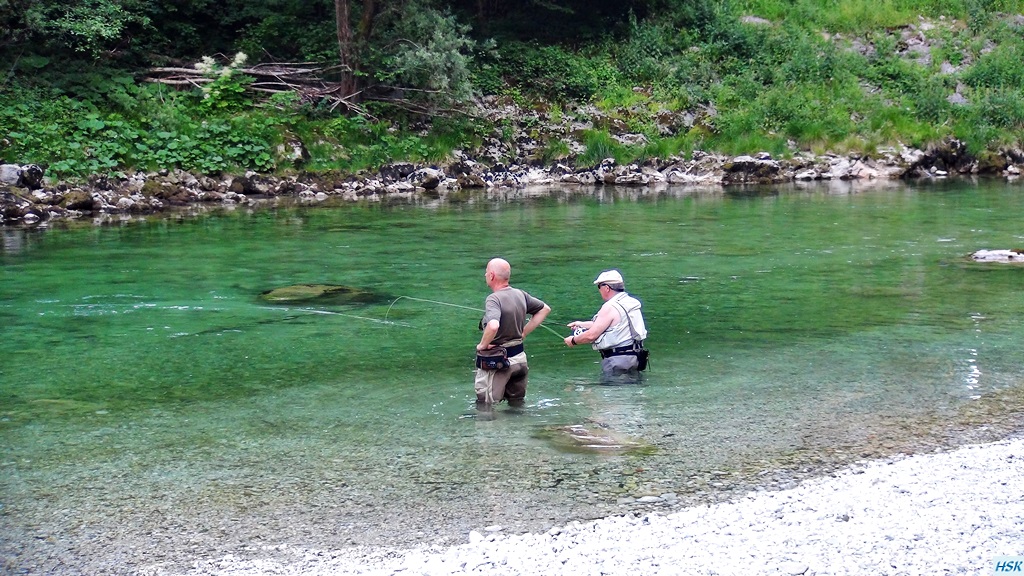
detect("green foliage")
[197,72,254,113]
[594,86,650,111]
[19,0,153,56]
[909,76,955,124]
[965,0,996,32]
[735,0,959,32]
[961,42,1024,89]
[5,0,1024,180]
[538,139,571,165]
[368,2,478,108]
[234,8,337,63]
[952,115,1011,154]
[770,25,842,85]
[299,113,484,173]
[576,130,622,167]
[956,87,1024,134]
[574,129,703,167]
[613,16,677,84]
[194,54,255,114]
[476,41,620,101]
[1,82,278,178]
[639,134,699,161]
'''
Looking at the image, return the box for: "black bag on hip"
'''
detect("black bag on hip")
[633,341,650,371]
[476,346,510,370]
[636,348,650,371]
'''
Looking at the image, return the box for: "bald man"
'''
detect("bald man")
[475,258,551,406]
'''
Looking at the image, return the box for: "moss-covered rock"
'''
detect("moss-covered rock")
[534,422,657,455]
[976,150,1009,174]
[259,283,388,305]
[61,190,95,211]
[140,179,163,197]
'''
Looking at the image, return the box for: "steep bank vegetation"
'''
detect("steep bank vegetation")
[2,0,1024,180]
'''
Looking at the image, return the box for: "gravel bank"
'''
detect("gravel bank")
[164,435,1024,576]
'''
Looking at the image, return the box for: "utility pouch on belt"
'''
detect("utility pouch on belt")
[635,344,650,371]
[630,339,650,372]
[476,346,511,370]
[475,343,523,370]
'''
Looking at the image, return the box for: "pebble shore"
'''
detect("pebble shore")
[166,435,1024,576]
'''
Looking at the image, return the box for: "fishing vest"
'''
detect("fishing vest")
[593,292,647,350]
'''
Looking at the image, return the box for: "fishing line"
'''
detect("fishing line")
[297,307,414,327]
[537,323,567,339]
[260,306,414,327]
[384,295,482,322]
[385,295,571,340]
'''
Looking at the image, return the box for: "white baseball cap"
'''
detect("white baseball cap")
[593,269,624,285]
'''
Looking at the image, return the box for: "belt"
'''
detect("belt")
[503,343,524,357]
[599,344,637,358]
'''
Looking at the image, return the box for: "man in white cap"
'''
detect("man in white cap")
[564,269,648,377]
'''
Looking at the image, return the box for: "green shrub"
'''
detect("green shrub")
[909,76,955,124]
[539,139,572,165]
[194,53,255,114]
[736,0,971,32]
[484,41,620,101]
[594,86,649,111]
[615,17,676,84]
[0,80,280,178]
[961,43,1024,89]
[368,3,477,108]
[958,87,1024,130]
[576,130,623,167]
[640,135,698,161]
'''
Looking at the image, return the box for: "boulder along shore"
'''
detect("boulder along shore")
[2,136,1023,227]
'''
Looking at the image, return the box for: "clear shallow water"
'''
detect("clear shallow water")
[2,181,1024,573]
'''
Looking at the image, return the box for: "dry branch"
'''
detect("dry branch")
[143,62,363,113]
[143,61,468,119]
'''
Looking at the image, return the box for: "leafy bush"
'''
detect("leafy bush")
[368,3,477,108]
[303,113,483,172]
[19,0,153,56]
[1,81,278,177]
[958,87,1024,130]
[909,76,955,124]
[961,43,1024,89]
[195,54,255,114]
[737,0,968,32]
[614,17,677,84]
[481,41,620,101]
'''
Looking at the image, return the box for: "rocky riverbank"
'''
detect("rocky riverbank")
[162,434,1024,576]
[3,135,1023,227]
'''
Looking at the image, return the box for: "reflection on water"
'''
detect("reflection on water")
[2,180,1024,573]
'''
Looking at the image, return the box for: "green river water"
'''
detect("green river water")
[1,180,1023,574]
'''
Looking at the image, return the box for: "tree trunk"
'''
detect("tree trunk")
[335,0,357,98]
[358,0,377,41]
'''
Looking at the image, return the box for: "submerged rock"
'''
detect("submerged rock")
[259,283,387,305]
[535,422,656,455]
[969,249,1024,263]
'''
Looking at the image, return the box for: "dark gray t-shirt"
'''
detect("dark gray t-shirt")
[481,287,546,346]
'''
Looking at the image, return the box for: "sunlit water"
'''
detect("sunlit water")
[2,180,1023,573]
